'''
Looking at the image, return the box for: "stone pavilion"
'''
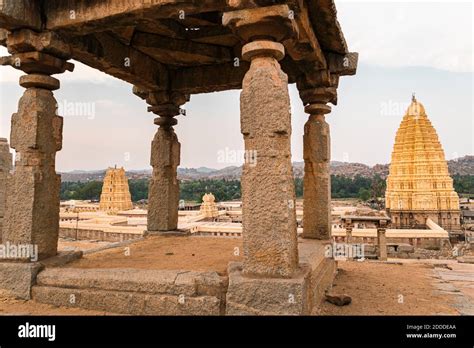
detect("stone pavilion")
[0,0,358,314]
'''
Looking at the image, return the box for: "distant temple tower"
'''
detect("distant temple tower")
[200,193,219,220]
[385,96,461,230]
[0,138,12,236]
[99,167,133,214]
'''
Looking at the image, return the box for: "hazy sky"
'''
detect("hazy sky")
[0,0,472,172]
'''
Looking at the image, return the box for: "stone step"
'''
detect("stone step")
[32,286,221,315]
[33,268,226,315]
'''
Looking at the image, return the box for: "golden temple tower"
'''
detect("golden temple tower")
[99,167,133,214]
[385,96,460,231]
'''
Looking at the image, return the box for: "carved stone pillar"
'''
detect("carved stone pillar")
[0,29,74,260]
[224,5,299,278]
[134,89,188,232]
[299,86,337,240]
[377,220,388,261]
[0,138,12,237]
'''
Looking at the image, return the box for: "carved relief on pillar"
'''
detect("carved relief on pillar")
[0,29,74,260]
[224,5,299,278]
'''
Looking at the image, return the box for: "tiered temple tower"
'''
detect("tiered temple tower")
[99,167,133,214]
[385,96,461,230]
[200,193,219,220]
[0,138,12,236]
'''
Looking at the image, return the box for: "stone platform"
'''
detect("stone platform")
[2,237,335,315]
[32,268,226,315]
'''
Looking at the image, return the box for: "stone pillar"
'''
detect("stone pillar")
[377,220,388,261]
[224,6,299,278]
[0,138,12,237]
[344,219,353,244]
[300,87,337,240]
[133,89,188,232]
[0,29,74,260]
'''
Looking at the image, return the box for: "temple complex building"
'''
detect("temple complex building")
[0,138,12,236]
[99,167,133,214]
[385,96,461,231]
[200,193,219,220]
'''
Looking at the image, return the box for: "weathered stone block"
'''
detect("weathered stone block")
[32,286,221,316]
[226,262,311,315]
[36,268,224,298]
[0,262,43,299]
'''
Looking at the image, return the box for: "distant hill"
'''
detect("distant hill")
[60,155,473,182]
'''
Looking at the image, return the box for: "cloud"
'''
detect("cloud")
[337,0,473,72]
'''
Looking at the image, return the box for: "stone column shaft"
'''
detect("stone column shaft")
[377,228,387,261]
[0,139,12,237]
[133,89,188,233]
[148,120,181,232]
[299,87,336,240]
[0,29,73,260]
[3,80,63,259]
[303,114,331,239]
[223,5,299,278]
[240,42,298,278]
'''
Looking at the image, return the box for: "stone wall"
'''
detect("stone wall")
[59,227,143,243]
[333,235,447,250]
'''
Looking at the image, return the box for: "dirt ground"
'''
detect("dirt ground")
[58,239,113,252]
[65,235,243,275]
[319,260,460,315]
[1,237,471,315]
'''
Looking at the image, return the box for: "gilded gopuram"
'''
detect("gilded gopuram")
[385,96,461,231]
[99,167,133,214]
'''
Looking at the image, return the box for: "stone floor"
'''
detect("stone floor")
[319,259,474,315]
[64,235,243,275]
[431,261,474,315]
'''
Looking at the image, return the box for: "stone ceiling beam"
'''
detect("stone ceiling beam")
[0,0,42,31]
[326,52,358,76]
[44,0,228,32]
[284,0,327,70]
[132,32,233,66]
[171,61,250,94]
[70,32,169,91]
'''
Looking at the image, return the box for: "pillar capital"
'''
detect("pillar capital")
[242,40,285,62]
[0,29,74,76]
[223,4,298,43]
[299,86,337,116]
[133,87,189,128]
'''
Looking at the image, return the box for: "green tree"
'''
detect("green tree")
[358,188,370,201]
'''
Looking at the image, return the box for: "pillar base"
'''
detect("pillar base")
[226,262,311,315]
[226,239,336,315]
[0,262,43,300]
